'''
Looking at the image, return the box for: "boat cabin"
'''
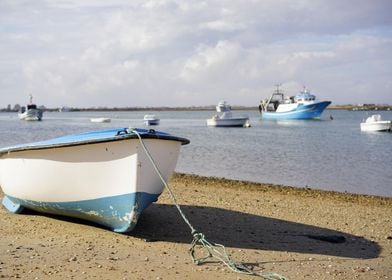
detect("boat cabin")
[27,104,38,110]
[216,101,231,112]
[294,88,316,104]
[261,86,286,111]
[294,94,316,103]
[19,104,38,113]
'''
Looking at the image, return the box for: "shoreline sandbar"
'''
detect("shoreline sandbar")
[0,173,391,279]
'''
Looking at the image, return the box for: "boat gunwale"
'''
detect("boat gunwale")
[0,129,190,156]
[207,116,249,121]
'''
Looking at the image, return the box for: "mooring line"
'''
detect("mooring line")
[131,129,288,279]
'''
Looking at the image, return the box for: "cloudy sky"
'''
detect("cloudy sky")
[1,0,391,108]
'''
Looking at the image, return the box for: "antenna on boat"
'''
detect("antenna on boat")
[275,83,282,94]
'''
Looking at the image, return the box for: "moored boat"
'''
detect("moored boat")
[360,114,392,132]
[0,128,189,232]
[259,85,331,120]
[90,117,111,123]
[18,95,43,121]
[144,114,160,126]
[207,101,250,127]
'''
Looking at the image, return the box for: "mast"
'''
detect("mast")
[275,83,282,94]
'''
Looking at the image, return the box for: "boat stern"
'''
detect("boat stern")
[112,191,161,232]
[2,195,24,214]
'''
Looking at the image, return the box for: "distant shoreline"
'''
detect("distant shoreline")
[1,104,391,112]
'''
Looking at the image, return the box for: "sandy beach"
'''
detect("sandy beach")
[0,173,391,279]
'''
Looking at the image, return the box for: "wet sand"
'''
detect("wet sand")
[0,173,391,279]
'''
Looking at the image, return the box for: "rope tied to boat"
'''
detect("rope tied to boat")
[131,129,287,280]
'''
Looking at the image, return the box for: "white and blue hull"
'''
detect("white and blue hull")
[0,128,189,232]
[262,101,331,120]
[3,192,159,232]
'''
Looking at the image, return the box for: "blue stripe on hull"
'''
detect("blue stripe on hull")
[262,101,331,120]
[2,192,160,233]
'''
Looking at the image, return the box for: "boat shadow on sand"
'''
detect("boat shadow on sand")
[131,203,380,260]
[7,201,379,260]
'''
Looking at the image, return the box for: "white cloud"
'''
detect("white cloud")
[200,20,245,32]
[0,0,391,107]
[180,41,242,81]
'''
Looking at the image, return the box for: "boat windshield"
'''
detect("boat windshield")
[294,93,316,102]
[294,87,316,102]
[27,104,38,110]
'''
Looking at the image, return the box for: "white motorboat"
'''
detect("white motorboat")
[90,117,111,123]
[207,101,250,127]
[360,114,392,132]
[0,128,189,232]
[18,95,43,121]
[144,114,160,126]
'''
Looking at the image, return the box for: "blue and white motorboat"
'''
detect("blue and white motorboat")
[0,128,189,232]
[259,85,331,120]
[207,101,250,127]
[18,95,43,121]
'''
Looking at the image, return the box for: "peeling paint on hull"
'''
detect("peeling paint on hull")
[2,192,160,232]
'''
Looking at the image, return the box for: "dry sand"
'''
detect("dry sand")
[0,173,391,279]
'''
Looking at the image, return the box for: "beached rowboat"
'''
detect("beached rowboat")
[0,128,189,232]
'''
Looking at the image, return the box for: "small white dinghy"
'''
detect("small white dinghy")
[144,114,160,126]
[0,128,189,232]
[360,114,392,132]
[90,117,111,123]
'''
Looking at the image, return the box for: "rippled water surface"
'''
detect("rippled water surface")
[1,109,391,197]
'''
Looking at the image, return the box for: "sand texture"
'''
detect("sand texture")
[1,173,391,279]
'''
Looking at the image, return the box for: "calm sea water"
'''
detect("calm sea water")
[0,109,391,197]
